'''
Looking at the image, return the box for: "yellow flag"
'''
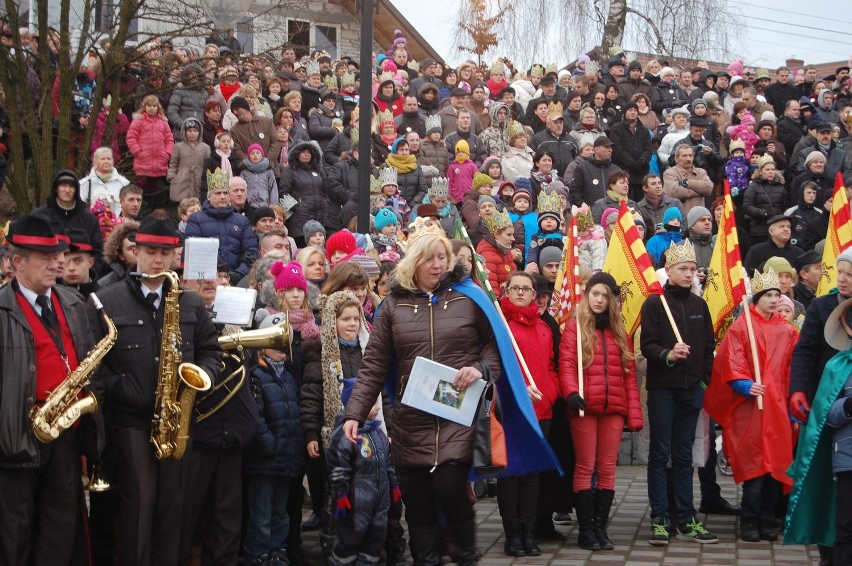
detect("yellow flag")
[703,190,746,334]
[817,173,852,296]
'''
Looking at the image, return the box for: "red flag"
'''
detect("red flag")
[550,216,580,327]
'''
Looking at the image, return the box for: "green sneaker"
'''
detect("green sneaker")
[649,516,670,546]
[676,517,719,544]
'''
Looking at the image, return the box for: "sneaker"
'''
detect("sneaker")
[648,517,670,546]
[552,512,573,525]
[677,517,719,544]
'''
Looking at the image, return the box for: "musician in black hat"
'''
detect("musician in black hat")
[91,214,221,566]
[0,214,96,566]
[62,228,99,299]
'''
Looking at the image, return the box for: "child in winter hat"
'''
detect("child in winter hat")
[575,204,607,272]
[303,219,326,248]
[241,143,277,207]
[326,229,358,265]
[447,140,478,203]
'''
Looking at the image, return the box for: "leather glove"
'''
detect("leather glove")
[789,392,811,423]
[566,393,587,412]
[844,396,852,418]
[392,485,402,503]
[335,494,351,519]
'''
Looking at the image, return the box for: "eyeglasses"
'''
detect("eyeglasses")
[508,286,535,294]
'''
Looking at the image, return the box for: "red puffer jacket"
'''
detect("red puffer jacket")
[476,235,514,293]
[500,296,561,420]
[558,318,643,431]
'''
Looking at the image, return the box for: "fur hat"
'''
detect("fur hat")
[271,260,307,292]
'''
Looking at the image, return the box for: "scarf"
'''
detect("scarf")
[606,189,627,202]
[219,81,240,101]
[494,239,512,253]
[266,357,288,380]
[372,232,398,251]
[499,295,539,326]
[288,308,321,339]
[242,157,271,173]
[380,132,397,146]
[215,148,233,177]
[96,168,117,183]
[455,152,470,164]
[594,311,610,329]
[385,153,417,174]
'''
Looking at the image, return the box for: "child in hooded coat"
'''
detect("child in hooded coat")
[241,143,278,208]
[167,117,210,203]
[447,140,479,204]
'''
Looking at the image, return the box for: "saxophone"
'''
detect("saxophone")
[30,293,117,443]
[138,270,212,460]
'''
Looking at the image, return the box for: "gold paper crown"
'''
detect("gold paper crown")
[378,166,398,188]
[755,68,771,80]
[408,60,420,72]
[490,59,505,75]
[729,139,746,153]
[585,61,600,75]
[377,109,394,125]
[340,72,355,87]
[545,63,557,74]
[369,174,382,195]
[429,177,449,198]
[506,120,525,139]
[483,208,513,234]
[530,64,544,78]
[379,71,395,83]
[424,114,441,133]
[546,101,564,121]
[206,167,230,192]
[406,222,446,247]
[537,190,562,215]
[756,154,775,169]
[322,74,336,88]
[313,50,330,60]
[751,266,780,295]
[665,239,697,266]
[609,45,623,56]
[305,60,321,77]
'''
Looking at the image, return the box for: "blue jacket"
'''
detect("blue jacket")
[184,202,259,276]
[827,372,852,473]
[646,230,683,266]
[245,357,307,477]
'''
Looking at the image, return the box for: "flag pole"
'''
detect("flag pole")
[659,296,684,343]
[459,223,541,393]
[571,220,585,417]
[740,295,764,411]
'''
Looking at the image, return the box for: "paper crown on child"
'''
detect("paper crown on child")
[484,208,513,235]
[378,166,398,188]
[429,177,449,198]
[341,72,355,87]
[377,109,395,127]
[585,60,600,75]
[545,63,557,74]
[665,239,697,266]
[537,190,562,215]
[322,74,337,88]
[506,120,525,139]
[490,59,506,75]
[530,64,545,78]
[751,266,781,296]
[424,114,442,135]
[546,101,564,121]
[756,154,775,169]
[729,139,746,153]
[369,174,382,195]
[408,60,420,72]
[609,44,624,56]
[379,71,395,83]
[206,167,230,193]
[305,60,321,77]
[573,204,594,231]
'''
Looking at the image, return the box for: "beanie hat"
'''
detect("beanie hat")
[326,229,357,261]
[587,271,620,296]
[391,138,407,154]
[628,60,642,72]
[687,206,711,228]
[472,172,493,192]
[690,98,707,110]
[251,206,276,224]
[230,96,251,113]
[478,195,497,208]
[838,247,852,267]
[247,143,265,157]
[271,260,307,292]
[538,210,561,229]
[663,207,683,225]
[763,256,796,277]
[538,245,563,267]
[804,151,826,167]
[374,208,399,231]
[303,219,326,239]
[512,189,531,206]
[480,156,502,174]
[602,207,620,226]
[739,111,756,128]
[514,177,532,192]
[778,294,795,312]
[455,139,470,154]
[349,253,381,277]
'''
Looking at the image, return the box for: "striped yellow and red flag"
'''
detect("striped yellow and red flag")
[603,201,663,335]
[550,215,580,328]
[703,180,747,336]
[817,172,852,296]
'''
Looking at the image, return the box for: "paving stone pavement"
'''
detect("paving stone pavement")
[301,466,822,565]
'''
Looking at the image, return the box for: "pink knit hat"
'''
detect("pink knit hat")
[602,207,620,227]
[727,58,744,76]
[247,143,264,157]
[739,111,756,128]
[271,260,307,292]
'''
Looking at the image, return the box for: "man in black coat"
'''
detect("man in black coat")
[32,169,105,275]
[531,110,577,181]
[325,144,377,232]
[743,215,804,273]
[609,101,653,201]
[91,215,222,566]
[0,216,96,566]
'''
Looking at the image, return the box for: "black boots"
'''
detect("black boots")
[593,489,616,550]
[409,525,442,566]
[520,522,542,556]
[502,520,524,557]
[574,490,601,551]
[739,517,760,542]
[448,519,478,566]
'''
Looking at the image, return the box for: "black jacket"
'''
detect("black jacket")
[743,239,804,274]
[530,128,577,178]
[0,284,95,468]
[791,292,846,402]
[777,116,807,162]
[609,119,653,185]
[324,157,377,232]
[640,283,715,389]
[92,275,222,429]
[569,156,622,206]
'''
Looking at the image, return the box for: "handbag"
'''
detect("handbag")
[472,373,507,477]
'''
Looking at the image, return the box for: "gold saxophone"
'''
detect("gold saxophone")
[30,293,117,443]
[138,270,212,460]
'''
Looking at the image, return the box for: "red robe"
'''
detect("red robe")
[704,305,797,488]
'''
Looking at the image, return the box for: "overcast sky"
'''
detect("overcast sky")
[392,0,852,69]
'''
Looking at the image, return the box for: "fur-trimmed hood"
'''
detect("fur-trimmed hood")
[287,140,323,169]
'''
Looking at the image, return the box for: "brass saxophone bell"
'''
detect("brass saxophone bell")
[85,464,113,492]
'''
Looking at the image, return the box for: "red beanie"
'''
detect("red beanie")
[325,229,357,262]
[271,260,307,292]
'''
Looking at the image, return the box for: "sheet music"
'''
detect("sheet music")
[183,238,219,281]
[212,286,257,326]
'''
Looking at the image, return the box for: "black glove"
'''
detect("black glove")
[844,396,852,418]
[566,393,587,412]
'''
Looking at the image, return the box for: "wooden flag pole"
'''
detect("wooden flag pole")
[741,296,764,411]
[576,313,585,417]
[659,295,684,343]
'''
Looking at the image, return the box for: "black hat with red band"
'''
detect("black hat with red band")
[130,215,182,249]
[66,228,93,253]
[7,215,69,253]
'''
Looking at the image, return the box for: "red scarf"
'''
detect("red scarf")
[220,81,241,101]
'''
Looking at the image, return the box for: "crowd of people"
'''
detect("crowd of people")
[2,24,852,566]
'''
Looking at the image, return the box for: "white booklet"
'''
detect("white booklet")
[212,286,257,326]
[401,356,486,426]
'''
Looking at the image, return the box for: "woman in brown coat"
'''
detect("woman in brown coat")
[343,229,501,566]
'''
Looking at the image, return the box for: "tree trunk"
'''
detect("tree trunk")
[600,0,627,61]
